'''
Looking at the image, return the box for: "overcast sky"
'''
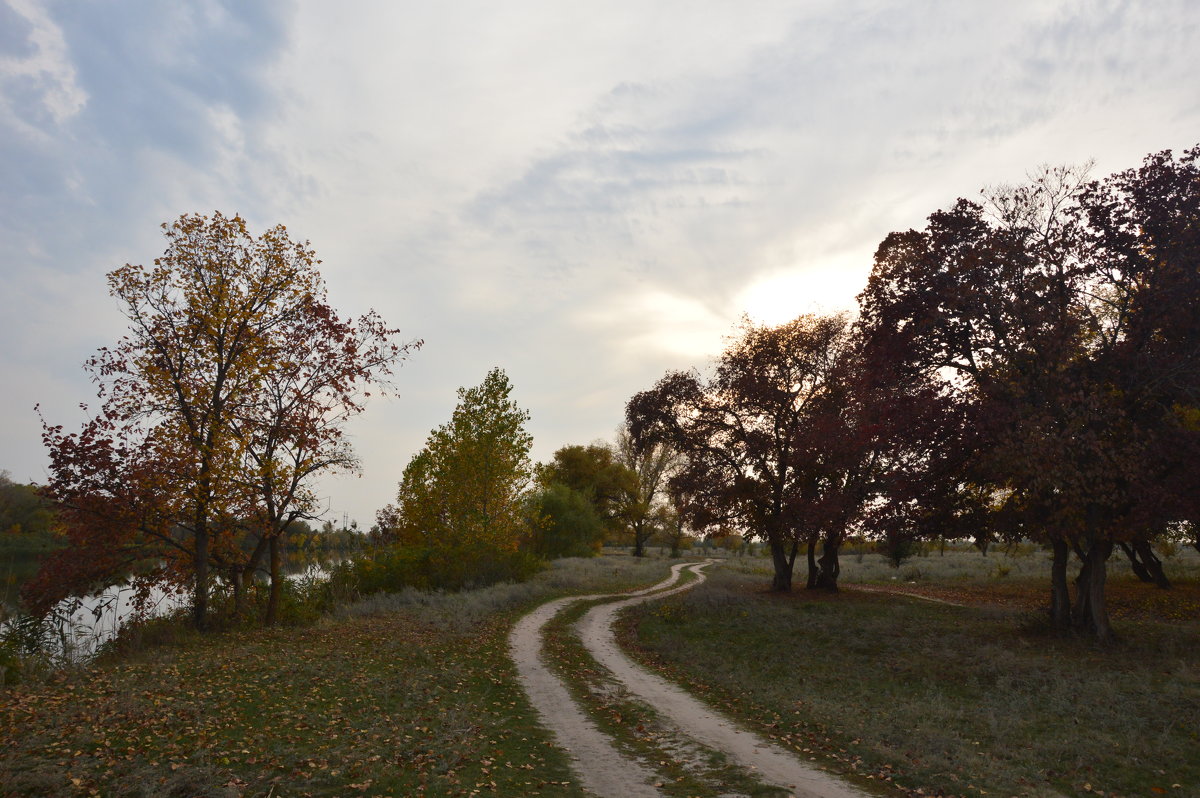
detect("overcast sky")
[3,0,1198,528]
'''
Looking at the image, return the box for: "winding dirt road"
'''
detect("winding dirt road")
[510,561,870,798]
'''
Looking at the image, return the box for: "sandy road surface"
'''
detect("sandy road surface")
[578,562,870,798]
[508,562,695,797]
[511,560,871,797]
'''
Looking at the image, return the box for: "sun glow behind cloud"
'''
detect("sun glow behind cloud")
[737,254,870,326]
[4,0,1200,528]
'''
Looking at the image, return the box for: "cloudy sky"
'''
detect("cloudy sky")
[3,0,1198,528]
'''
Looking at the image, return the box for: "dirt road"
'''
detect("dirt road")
[510,560,870,798]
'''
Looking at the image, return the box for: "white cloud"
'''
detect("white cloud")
[3,0,1200,525]
[0,0,87,137]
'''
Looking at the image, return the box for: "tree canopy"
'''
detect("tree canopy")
[32,212,417,628]
[627,314,854,588]
[384,367,533,556]
[856,147,1200,640]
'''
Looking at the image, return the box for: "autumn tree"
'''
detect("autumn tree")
[32,212,416,629]
[627,314,853,589]
[228,289,416,624]
[1077,146,1200,590]
[659,479,696,558]
[857,147,1200,641]
[384,368,534,563]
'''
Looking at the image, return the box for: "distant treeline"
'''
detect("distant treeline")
[0,473,59,555]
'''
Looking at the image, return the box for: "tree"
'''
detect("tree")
[659,482,696,558]
[385,367,534,559]
[627,314,852,588]
[857,147,1200,641]
[537,443,634,542]
[32,212,416,628]
[0,472,56,545]
[526,483,606,559]
[612,424,676,557]
[229,282,414,624]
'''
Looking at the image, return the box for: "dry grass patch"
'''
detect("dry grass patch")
[622,564,1200,798]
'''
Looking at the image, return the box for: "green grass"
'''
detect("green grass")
[0,554,672,797]
[621,562,1200,798]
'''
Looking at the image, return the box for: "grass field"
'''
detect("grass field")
[0,555,671,797]
[621,548,1200,798]
[4,546,1197,797]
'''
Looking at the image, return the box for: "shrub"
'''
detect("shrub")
[331,543,544,598]
[527,484,605,559]
[0,640,22,685]
[885,537,919,568]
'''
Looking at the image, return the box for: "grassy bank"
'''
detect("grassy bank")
[0,554,671,797]
[622,551,1200,798]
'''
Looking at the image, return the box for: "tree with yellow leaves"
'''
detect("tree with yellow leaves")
[381,368,534,583]
[34,212,417,628]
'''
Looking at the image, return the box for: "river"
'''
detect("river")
[1,552,344,663]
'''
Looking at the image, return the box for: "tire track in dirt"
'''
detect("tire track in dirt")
[508,562,694,797]
[512,561,872,797]
[849,584,968,606]
[578,561,871,798]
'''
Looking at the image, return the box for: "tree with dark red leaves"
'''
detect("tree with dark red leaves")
[627,314,854,592]
[858,147,1200,641]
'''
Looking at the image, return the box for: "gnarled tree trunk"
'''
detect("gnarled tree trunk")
[814,536,841,592]
[805,537,818,589]
[768,537,797,592]
[1140,540,1171,590]
[1049,538,1071,632]
[1072,537,1115,643]
[1119,541,1152,583]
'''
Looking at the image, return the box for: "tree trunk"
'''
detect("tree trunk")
[669,522,683,558]
[1084,539,1115,642]
[1049,538,1071,632]
[193,522,209,631]
[1073,538,1115,643]
[769,538,792,592]
[815,536,841,592]
[805,537,818,589]
[266,535,282,626]
[1072,545,1093,628]
[1134,540,1171,589]
[235,534,269,618]
[1119,542,1153,583]
[230,568,244,618]
[633,523,646,557]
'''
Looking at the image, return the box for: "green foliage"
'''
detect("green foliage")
[885,536,918,568]
[0,640,22,685]
[386,368,534,553]
[537,444,634,537]
[0,472,59,554]
[333,543,544,596]
[528,484,605,559]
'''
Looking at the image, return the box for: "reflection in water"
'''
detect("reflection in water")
[0,550,348,663]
